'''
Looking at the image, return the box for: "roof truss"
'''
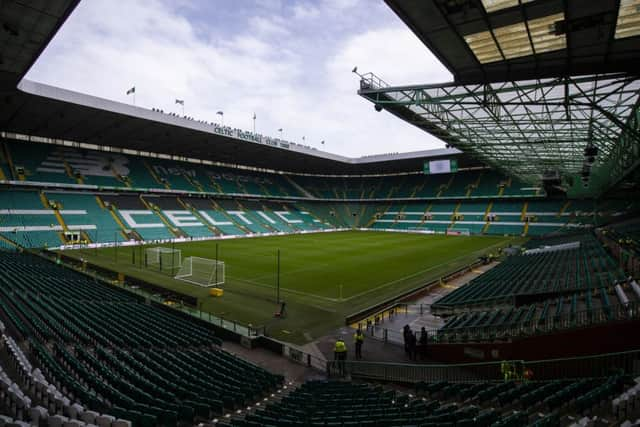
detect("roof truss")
[358,72,640,197]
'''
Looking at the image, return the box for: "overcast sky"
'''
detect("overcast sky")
[26,0,453,158]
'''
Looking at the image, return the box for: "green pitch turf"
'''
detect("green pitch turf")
[64,231,515,343]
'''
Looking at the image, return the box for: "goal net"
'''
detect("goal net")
[175,256,225,287]
[446,228,472,236]
[145,247,182,271]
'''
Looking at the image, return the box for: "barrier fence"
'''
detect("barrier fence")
[327,348,640,383]
[34,248,267,338]
[356,299,640,346]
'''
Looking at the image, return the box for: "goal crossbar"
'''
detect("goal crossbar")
[175,256,225,287]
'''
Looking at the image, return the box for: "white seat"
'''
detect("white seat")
[47,414,68,427]
[80,411,99,424]
[29,406,48,423]
[95,415,114,427]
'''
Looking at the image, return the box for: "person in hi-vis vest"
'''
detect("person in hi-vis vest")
[354,329,364,360]
[334,337,347,374]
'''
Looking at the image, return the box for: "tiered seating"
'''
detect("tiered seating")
[298,203,347,228]
[225,380,494,427]
[445,170,480,197]
[48,192,126,243]
[6,140,76,184]
[473,171,503,197]
[102,195,175,241]
[185,198,246,236]
[0,190,62,248]
[433,234,625,310]
[437,281,640,342]
[223,376,635,427]
[452,201,489,234]
[503,178,539,197]
[0,251,283,425]
[144,159,198,192]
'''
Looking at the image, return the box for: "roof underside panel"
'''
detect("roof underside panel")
[0,0,80,88]
[386,0,640,84]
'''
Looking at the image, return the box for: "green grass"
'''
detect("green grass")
[64,231,515,343]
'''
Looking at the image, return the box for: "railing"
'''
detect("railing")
[327,348,640,383]
[358,72,390,91]
[327,359,501,383]
[282,344,327,372]
[434,300,640,344]
[357,300,640,346]
[34,248,266,338]
[345,259,484,326]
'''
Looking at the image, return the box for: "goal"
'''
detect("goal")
[446,228,472,236]
[174,256,225,287]
[145,247,182,271]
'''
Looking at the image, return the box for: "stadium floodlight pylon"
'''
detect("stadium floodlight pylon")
[145,247,182,271]
[175,256,225,287]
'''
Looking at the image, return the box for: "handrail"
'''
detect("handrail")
[359,299,640,346]
[327,348,640,382]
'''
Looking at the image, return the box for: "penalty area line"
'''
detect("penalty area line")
[342,239,508,302]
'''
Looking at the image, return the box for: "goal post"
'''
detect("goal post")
[175,256,225,287]
[145,247,182,272]
[446,228,472,236]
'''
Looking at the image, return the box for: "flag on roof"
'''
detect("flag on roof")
[126,86,135,95]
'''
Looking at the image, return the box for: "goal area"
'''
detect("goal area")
[446,228,472,236]
[175,256,225,287]
[145,247,182,271]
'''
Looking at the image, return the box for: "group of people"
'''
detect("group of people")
[403,325,429,361]
[332,324,431,375]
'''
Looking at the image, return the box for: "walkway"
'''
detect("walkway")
[313,262,500,364]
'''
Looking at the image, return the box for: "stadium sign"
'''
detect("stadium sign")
[424,159,458,174]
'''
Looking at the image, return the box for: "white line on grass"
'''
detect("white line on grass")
[340,239,510,302]
[227,275,341,303]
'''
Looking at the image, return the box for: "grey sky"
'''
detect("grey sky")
[26,0,453,157]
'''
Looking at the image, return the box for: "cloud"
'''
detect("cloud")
[26,0,453,159]
[249,15,290,37]
[292,3,320,19]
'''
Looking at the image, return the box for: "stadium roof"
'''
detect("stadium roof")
[0,0,79,90]
[386,0,640,84]
[0,0,469,175]
[2,79,467,175]
[358,0,640,197]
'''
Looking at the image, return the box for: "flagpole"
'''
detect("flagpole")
[253,114,256,134]
[133,91,136,106]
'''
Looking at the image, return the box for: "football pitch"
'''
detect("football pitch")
[64,231,516,343]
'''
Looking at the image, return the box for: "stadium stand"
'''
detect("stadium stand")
[46,191,126,243]
[1,137,557,202]
[0,250,283,425]
[0,190,66,248]
[219,375,639,427]
[433,233,626,311]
